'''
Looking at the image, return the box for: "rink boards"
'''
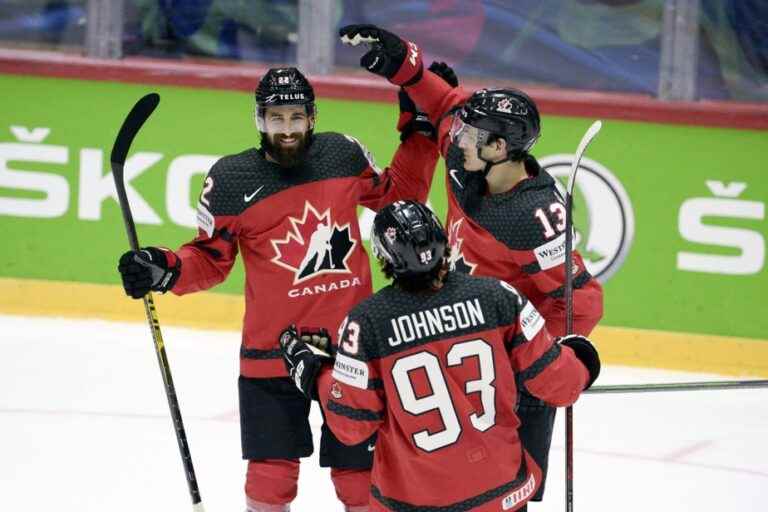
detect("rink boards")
[0,72,766,377]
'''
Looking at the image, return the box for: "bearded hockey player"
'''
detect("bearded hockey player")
[117,67,440,512]
[339,24,605,502]
[278,200,600,512]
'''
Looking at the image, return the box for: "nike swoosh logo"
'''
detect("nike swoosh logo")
[244,185,264,202]
[367,444,375,452]
[449,169,463,189]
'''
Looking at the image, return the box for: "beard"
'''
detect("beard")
[261,131,312,168]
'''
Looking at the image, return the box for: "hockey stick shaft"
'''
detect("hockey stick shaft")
[111,94,205,511]
[564,120,602,512]
[585,379,768,394]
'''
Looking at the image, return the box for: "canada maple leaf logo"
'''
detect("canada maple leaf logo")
[447,217,477,275]
[271,202,357,284]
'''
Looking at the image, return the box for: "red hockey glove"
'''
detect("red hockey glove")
[339,24,423,86]
[118,247,181,299]
[558,334,601,390]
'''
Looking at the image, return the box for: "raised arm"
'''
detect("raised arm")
[353,89,440,210]
[339,24,472,157]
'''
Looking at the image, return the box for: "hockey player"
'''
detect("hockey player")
[278,200,601,512]
[338,24,605,503]
[116,67,440,512]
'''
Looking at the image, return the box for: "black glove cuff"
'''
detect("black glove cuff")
[398,89,416,114]
[160,262,182,293]
[560,335,601,390]
[308,363,323,401]
[147,247,181,293]
[399,117,435,142]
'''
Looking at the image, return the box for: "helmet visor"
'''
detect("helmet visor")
[449,112,489,148]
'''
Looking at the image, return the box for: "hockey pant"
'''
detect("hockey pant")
[517,393,557,502]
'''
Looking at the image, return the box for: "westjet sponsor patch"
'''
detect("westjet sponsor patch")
[534,233,566,270]
[332,352,369,389]
[519,301,545,340]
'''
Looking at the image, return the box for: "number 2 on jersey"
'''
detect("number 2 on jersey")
[391,339,496,452]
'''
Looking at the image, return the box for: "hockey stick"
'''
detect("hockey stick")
[564,120,602,512]
[586,379,768,394]
[111,93,205,512]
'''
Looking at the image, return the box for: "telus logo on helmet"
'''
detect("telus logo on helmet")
[264,93,306,104]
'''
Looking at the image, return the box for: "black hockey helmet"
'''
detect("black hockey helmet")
[372,200,447,277]
[451,88,540,159]
[255,67,316,121]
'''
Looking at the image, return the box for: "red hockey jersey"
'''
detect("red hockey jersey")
[405,73,603,337]
[171,132,439,377]
[318,272,590,511]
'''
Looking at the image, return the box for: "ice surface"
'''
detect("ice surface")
[0,315,765,511]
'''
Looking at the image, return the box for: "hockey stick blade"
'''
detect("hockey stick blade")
[110,93,160,252]
[111,92,160,168]
[566,120,602,196]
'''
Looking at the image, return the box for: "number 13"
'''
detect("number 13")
[534,202,566,239]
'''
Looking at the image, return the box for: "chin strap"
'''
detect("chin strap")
[478,147,511,177]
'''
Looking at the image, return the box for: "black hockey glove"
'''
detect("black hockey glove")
[428,61,459,88]
[397,61,458,141]
[117,247,181,299]
[278,325,333,399]
[398,89,435,141]
[297,325,335,358]
[339,24,423,86]
[558,334,601,390]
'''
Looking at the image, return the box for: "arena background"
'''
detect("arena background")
[1,0,767,377]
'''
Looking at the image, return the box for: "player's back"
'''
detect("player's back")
[355,272,541,511]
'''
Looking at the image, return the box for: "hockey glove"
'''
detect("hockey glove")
[398,89,435,141]
[118,247,181,299]
[428,61,459,88]
[295,325,335,357]
[339,24,423,86]
[558,334,601,390]
[279,325,332,399]
[397,61,459,141]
